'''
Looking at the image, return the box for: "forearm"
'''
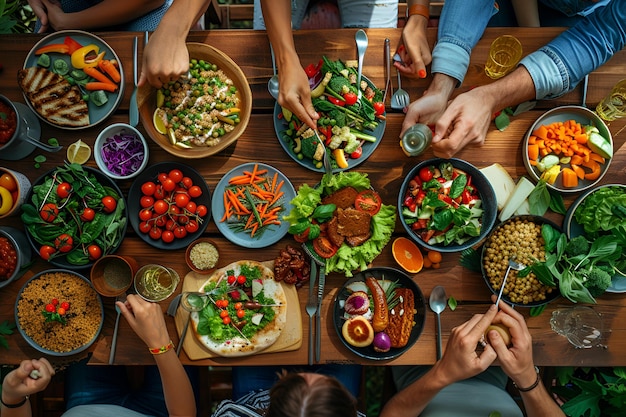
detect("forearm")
[260,0,301,73]
[154,350,196,417]
[474,66,536,112]
[380,363,450,417]
[1,396,32,417]
[519,382,565,417]
[60,0,166,30]
[153,0,211,40]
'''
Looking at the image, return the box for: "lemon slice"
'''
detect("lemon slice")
[67,139,91,165]
[153,108,167,135]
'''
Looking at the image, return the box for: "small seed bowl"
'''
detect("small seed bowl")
[185,238,219,274]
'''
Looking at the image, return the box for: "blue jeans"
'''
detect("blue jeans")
[231,364,362,400]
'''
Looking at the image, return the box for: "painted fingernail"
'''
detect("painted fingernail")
[398,45,405,52]
[418,69,427,78]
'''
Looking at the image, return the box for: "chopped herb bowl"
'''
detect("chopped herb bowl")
[95,123,149,180]
[398,158,497,253]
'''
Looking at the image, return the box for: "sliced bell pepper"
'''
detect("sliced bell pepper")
[35,43,70,56]
[63,36,83,55]
[71,44,102,69]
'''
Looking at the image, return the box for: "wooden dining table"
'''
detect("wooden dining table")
[1,27,625,369]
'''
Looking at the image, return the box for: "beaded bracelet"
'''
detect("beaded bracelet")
[406,4,430,20]
[149,340,175,355]
[1,396,28,409]
[513,366,541,392]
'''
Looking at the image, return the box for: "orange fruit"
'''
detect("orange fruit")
[423,257,432,268]
[432,262,441,269]
[392,237,424,273]
[427,250,442,264]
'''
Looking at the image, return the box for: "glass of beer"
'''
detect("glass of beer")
[484,35,523,80]
[596,79,626,122]
[134,264,180,302]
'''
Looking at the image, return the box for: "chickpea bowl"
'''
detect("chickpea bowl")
[481,215,560,307]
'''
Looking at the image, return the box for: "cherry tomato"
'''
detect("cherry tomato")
[237,275,246,284]
[234,302,243,310]
[343,92,358,106]
[236,309,246,319]
[185,220,199,233]
[165,219,177,231]
[219,310,229,318]
[57,307,66,315]
[153,185,166,200]
[80,207,95,222]
[173,226,187,239]
[418,167,434,182]
[139,208,153,221]
[168,169,183,183]
[195,205,208,217]
[40,203,58,222]
[87,244,102,260]
[185,201,197,214]
[45,304,55,313]
[222,316,231,325]
[56,182,71,198]
[141,181,156,196]
[0,173,17,192]
[51,298,59,306]
[102,196,117,213]
[140,195,154,208]
[39,245,56,260]
[328,96,345,106]
[60,301,70,310]
[153,200,169,215]
[149,226,162,240]
[161,178,176,192]
[157,173,168,183]
[175,192,190,208]
[312,236,338,259]
[161,230,175,243]
[354,190,382,215]
[350,146,363,159]
[139,221,151,233]
[373,101,385,116]
[227,275,236,285]
[54,233,73,253]
[188,185,202,198]
[154,215,167,227]
[181,177,193,188]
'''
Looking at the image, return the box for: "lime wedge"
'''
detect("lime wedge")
[153,109,168,135]
[67,139,91,165]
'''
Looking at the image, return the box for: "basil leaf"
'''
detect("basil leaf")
[548,189,566,215]
[312,203,336,222]
[528,180,550,216]
[449,174,467,199]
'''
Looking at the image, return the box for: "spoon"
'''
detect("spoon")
[429,285,447,360]
[355,29,368,99]
[108,295,124,364]
[268,42,279,100]
[176,292,209,355]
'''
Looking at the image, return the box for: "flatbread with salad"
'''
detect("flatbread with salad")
[284,172,396,277]
[190,260,287,357]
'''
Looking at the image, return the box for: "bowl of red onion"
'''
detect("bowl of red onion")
[95,123,149,180]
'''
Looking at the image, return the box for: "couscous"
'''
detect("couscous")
[189,241,219,271]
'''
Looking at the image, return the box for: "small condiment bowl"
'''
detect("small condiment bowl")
[90,255,138,297]
[134,264,179,302]
[0,167,31,219]
[0,226,32,289]
[185,238,219,274]
[94,123,149,180]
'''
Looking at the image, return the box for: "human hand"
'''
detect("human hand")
[433,305,498,386]
[487,295,537,389]
[431,88,495,158]
[39,0,69,31]
[118,294,171,349]
[394,15,431,79]
[139,32,190,89]
[1,358,55,404]
[27,0,49,33]
[400,88,448,137]
[277,64,319,129]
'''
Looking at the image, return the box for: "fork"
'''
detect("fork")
[391,70,410,110]
[314,130,333,176]
[305,262,318,365]
[495,256,526,307]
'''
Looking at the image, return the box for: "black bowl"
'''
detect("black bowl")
[398,158,498,253]
[128,162,211,250]
[481,215,561,307]
[15,269,104,356]
[333,267,426,360]
[23,165,127,270]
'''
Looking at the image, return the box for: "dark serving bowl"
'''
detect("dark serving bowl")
[128,161,211,250]
[15,269,104,356]
[398,158,498,253]
[333,267,426,361]
[481,215,561,307]
[24,165,127,270]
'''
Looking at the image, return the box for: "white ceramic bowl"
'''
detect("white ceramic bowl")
[94,123,149,180]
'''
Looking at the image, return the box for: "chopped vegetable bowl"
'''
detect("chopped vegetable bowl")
[95,123,149,180]
[21,164,128,269]
[274,56,386,173]
[523,106,612,193]
[398,158,497,253]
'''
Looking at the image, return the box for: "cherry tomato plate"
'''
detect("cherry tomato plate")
[128,162,211,250]
[14,269,104,357]
[273,75,386,173]
[23,30,124,130]
[212,163,296,248]
[397,158,497,253]
[332,267,426,360]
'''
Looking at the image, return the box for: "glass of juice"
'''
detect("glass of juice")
[134,264,179,302]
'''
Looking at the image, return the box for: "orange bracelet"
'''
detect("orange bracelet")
[149,340,174,355]
[407,4,430,20]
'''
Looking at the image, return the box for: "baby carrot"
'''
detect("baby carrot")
[98,59,121,83]
[85,81,118,92]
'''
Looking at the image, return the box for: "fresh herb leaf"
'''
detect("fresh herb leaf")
[0,320,16,350]
[447,296,457,311]
[548,189,566,215]
[529,304,546,317]
[528,180,550,216]
[459,247,482,272]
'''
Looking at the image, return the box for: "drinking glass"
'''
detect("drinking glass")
[134,264,179,302]
[550,306,604,349]
[596,79,626,121]
[485,35,523,79]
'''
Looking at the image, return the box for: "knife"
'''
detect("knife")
[129,36,139,127]
[315,262,326,363]
[383,38,392,104]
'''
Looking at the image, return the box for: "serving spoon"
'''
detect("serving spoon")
[355,30,368,99]
[268,43,279,100]
[429,286,447,360]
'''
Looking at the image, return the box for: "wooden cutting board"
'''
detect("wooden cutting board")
[174,261,302,360]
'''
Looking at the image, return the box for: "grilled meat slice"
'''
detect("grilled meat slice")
[337,208,371,237]
[386,288,416,348]
[327,216,345,247]
[322,186,359,210]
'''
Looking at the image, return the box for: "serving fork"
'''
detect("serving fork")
[305,262,318,365]
[391,69,410,110]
